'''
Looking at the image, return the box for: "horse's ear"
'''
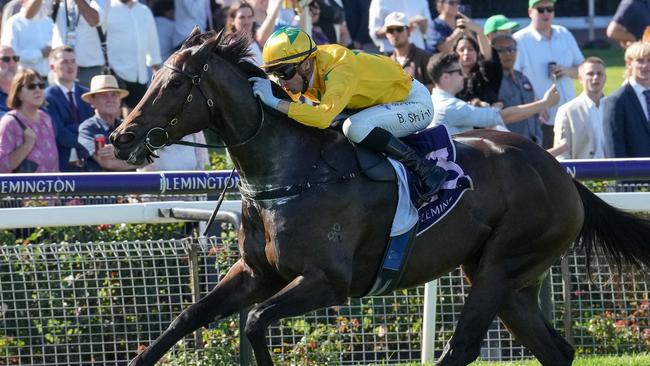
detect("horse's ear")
[215,29,225,45]
[181,26,202,49]
[194,29,223,57]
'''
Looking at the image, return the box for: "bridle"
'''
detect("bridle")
[141,54,265,153]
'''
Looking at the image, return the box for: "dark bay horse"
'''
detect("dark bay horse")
[110,30,650,366]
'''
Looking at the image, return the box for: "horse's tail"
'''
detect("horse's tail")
[574,179,650,275]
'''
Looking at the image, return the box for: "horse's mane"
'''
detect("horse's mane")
[183,30,267,79]
[181,29,293,116]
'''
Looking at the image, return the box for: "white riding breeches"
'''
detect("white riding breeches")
[342,79,434,143]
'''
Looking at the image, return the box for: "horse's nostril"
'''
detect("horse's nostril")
[115,132,136,146]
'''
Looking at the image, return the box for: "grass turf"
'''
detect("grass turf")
[396,353,650,365]
[468,353,650,365]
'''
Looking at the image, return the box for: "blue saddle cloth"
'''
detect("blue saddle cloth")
[401,125,474,235]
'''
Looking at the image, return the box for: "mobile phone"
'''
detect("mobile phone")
[458,4,472,18]
[548,62,557,80]
[455,14,465,29]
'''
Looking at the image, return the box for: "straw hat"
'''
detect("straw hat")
[81,75,129,103]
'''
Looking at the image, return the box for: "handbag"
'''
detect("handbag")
[9,114,39,173]
[96,26,127,89]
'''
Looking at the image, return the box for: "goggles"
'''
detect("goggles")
[271,62,301,80]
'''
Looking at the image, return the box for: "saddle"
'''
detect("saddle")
[352,144,396,182]
[328,112,396,183]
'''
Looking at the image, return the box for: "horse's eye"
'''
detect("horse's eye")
[170,80,183,88]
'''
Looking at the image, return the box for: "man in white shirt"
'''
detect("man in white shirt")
[173,0,212,48]
[1,2,52,77]
[26,0,109,87]
[429,52,559,136]
[368,0,432,54]
[105,0,161,111]
[137,132,210,172]
[513,0,584,149]
[553,57,610,160]
[153,0,175,61]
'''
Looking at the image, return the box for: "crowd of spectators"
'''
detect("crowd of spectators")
[0,0,650,175]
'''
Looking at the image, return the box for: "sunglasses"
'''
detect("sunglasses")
[444,68,463,76]
[386,26,406,34]
[535,6,555,14]
[25,82,46,90]
[495,46,517,53]
[0,55,19,63]
[271,63,300,80]
[444,0,460,6]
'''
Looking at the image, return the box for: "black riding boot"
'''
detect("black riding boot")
[360,128,448,206]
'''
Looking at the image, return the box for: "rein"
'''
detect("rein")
[144,50,372,204]
[143,55,267,235]
[143,59,265,152]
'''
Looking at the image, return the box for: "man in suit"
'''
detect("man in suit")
[605,41,650,157]
[45,45,94,171]
[553,57,610,159]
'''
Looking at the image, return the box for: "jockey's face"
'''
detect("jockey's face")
[277,59,312,94]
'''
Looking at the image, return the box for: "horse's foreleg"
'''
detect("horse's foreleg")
[244,270,345,366]
[498,283,574,366]
[130,260,277,366]
[436,268,510,366]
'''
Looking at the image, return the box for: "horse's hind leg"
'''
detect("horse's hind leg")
[244,269,346,366]
[498,283,574,366]
[130,260,280,366]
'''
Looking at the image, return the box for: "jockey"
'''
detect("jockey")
[249,26,447,205]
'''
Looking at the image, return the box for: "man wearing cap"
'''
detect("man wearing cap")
[368,0,433,54]
[483,14,519,41]
[77,74,139,171]
[513,0,584,149]
[385,12,434,91]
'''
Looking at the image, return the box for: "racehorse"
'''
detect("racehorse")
[110,29,650,366]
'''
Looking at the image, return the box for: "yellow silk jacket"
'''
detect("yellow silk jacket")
[287,44,412,129]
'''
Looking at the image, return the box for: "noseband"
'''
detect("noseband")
[142,56,265,153]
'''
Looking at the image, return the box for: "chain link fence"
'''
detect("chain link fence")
[1,237,648,365]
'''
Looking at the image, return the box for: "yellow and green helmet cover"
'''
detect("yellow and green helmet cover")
[261,26,317,70]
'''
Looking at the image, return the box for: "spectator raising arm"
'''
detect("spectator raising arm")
[25,0,99,25]
[607,21,637,48]
[454,12,492,60]
[256,0,283,45]
[606,0,650,48]
[500,84,559,123]
[74,0,100,26]
[24,0,44,20]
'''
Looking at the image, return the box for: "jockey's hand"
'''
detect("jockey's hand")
[249,77,281,110]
